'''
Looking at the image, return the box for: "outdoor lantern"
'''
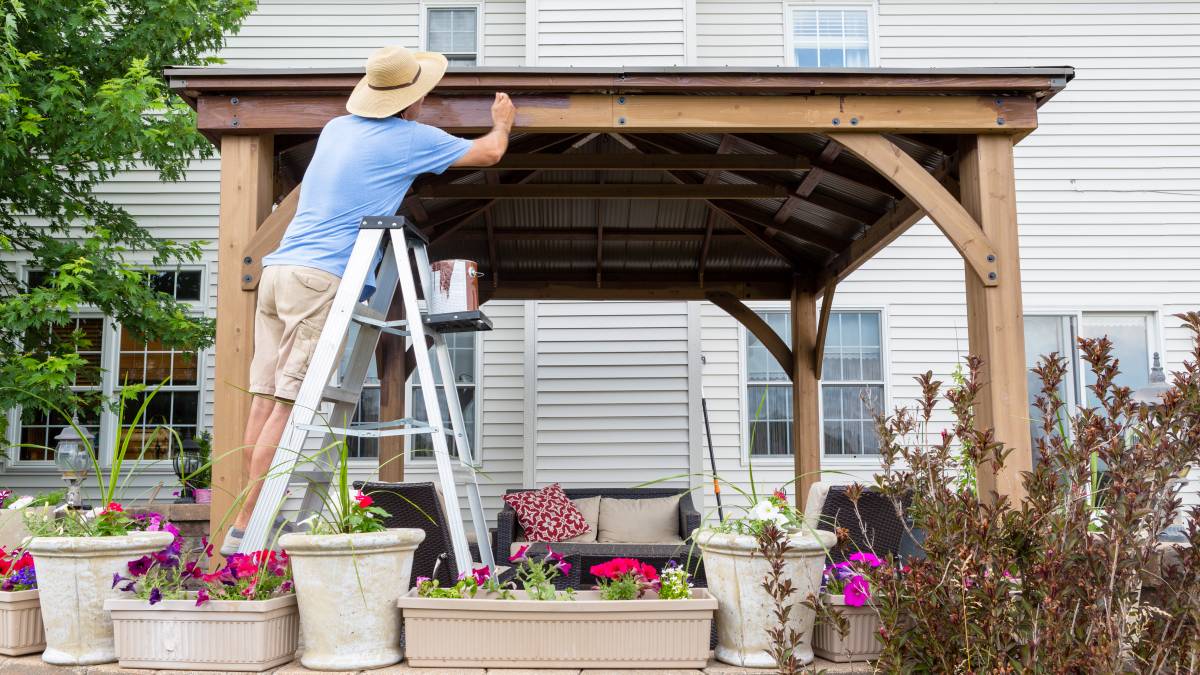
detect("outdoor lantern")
[1131,353,1171,406]
[54,421,93,510]
[172,436,202,504]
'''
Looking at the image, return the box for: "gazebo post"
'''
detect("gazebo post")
[377,303,407,482]
[210,134,274,552]
[958,134,1033,502]
[790,277,821,506]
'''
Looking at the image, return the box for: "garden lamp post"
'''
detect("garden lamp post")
[1131,353,1170,406]
[54,421,93,510]
[172,436,202,504]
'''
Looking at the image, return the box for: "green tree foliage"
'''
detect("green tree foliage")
[0,0,255,427]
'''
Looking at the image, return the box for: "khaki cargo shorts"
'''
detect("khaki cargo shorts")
[249,265,340,401]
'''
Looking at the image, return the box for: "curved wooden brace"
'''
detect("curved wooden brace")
[706,291,794,380]
[240,184,301,290]
[829,133,1000,287]
[814,278,837,379]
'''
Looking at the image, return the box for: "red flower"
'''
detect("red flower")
[104,502,124,513]
[354,491,373,509]
[773,488,787,501]
[12,554,33,573]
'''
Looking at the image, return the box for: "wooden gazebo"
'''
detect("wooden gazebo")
[166,66,1073,540]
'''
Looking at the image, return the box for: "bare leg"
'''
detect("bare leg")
[233,400,294,530]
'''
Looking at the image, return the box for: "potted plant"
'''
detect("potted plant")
[0,490,64,551]
[397,551,716,668]
[22,388,178,665]
[278,441,424,671]
[190,432,213,504]
[105,537,298,671]
[813,552,884,662]
[694,487,837,667]
[0,546,44,655]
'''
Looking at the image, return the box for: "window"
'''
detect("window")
[745,309,885,457]
[426,6,479,66]
[790,6,873,68]
[12,269,204,463]
[346,331,479,461]
[1023,311,1156,446]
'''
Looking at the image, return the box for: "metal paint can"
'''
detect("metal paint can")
[429,259,480,314]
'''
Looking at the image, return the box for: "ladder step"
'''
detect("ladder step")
[297,418,436,439]
[352,306,411,336]
[424,309,493,334]
[322,385,362,406]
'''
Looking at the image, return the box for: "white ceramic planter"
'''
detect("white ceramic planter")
[0,589,45,655]
[696,527,837,667]
[813,594,882,662]
[106,594,299,671]
[398,589,717,668]
[280,528,424,671]
[27,531,174,665]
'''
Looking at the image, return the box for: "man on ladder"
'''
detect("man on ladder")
[221,45,516,555]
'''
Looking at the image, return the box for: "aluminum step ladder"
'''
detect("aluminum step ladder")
[238,216,495,575]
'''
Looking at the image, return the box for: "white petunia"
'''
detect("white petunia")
[748,499,790,527]
[5,496,34,510]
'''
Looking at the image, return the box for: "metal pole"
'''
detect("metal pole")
[702,398,724,522]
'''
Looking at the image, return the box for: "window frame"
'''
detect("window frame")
[737,301,890,466]
[420,1,484,67]
[785,2,879,68]
[5,266,207,471]
[404,330,484,467]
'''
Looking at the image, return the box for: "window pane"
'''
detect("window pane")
[793,7,871,68]
[20,408,101,462]
[822,384,883,455]
[428,8,477,57]
[1081,314,1152,408]
[411,385,476,458]
[120,390,198,460]
[748,311,789,382]
[348,387,380,459]
[1024,314,1077,448]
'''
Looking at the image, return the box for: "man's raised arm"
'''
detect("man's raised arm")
[452,93,516,167]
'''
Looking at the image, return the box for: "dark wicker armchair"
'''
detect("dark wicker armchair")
[493,486,703,586]
[805,483,914,564]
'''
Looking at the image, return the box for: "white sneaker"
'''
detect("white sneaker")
[219,528,244,557]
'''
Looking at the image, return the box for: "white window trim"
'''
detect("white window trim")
[5,266,207,472]
[420,0,485,66]
[784,1,880,68]
[736,302,890,467]
[402,330,485,468]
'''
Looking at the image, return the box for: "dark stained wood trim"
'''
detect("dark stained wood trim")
[418,183,791,200]
[448,153,812,171]
[707,291,794,379]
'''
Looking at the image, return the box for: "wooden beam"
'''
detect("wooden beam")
[707,291,794,379]
[727,133,897,197]
[708,200,845,253]
[489,277,793,300]
[959,134,1032,504]
[814,278,836,379]
[697,136,736,284]
[418,183,789,200]
[448,153,812,171]
[211,134,274,557]
[791,279,821,506]
[240,184,300,291]
[488,228,746,242]
[377,303,406,483]
[197,93,1036,135]
[831,133,1000,286]
[484,173,500,288]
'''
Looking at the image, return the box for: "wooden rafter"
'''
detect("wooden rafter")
[830,133,999,286]
[483,172,500,288]
[697,135,735,284]
[706,291,794,379]
[595,174,605,288]
[446,153,812,171]
[707,199,844,253]
[240,184,301,291]
[727,133,897,197]
[483,229,747,242]
[419,183,789,200]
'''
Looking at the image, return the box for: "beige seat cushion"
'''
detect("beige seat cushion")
[597,495,681,544]
[562,496,601,543]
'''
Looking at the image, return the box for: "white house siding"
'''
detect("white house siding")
[690,0,1200,512]
[532,0,688,66]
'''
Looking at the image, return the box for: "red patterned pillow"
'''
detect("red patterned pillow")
[502,484,590,543]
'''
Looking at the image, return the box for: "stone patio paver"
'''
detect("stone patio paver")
[579,670,702,675]
[484,670,580,675]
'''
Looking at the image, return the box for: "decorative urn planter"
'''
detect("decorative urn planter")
[813,594,883,662]
[0,589,45,655]
[106,594,299,672]
[27,531,173,665]
[397,589,717,668]
[696,527,837,667]
[279,528,424,671]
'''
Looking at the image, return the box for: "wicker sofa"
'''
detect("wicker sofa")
[492,487,704,585]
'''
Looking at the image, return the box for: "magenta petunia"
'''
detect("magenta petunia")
[194,588,210,607]
[844,575,871,607]
[848,551,884,568]
[509,544,530,563]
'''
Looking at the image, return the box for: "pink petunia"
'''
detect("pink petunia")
[509,545,529,563]
[848,552,884,568]
[844,575,871,607]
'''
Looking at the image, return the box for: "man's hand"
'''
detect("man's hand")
[453,92,516,167]
[492,92,515,131]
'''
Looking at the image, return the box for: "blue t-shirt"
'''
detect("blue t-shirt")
[263,115,473,282]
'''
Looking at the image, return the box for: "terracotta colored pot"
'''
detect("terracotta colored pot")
[280,528,424,671]
[813,594,883,662]
[398,589,716,669]
[0,589,45,656]
[696,527,837,667]
[192,488,212,504]
[28,531,174,665]
[106,594,298,671]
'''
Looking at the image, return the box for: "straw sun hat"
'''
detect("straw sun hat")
[346,46,448,118]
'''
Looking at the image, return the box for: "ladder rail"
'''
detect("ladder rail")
[240,228,386,553]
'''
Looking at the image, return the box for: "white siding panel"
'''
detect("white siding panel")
[535,1,687,66]
[694,0,786,66]
[533,301,692,489]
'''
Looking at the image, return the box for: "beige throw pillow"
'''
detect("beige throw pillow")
[597,495,682,543]
[562,496,601,543]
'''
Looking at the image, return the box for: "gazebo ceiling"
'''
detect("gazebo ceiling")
[168,66,1073,300]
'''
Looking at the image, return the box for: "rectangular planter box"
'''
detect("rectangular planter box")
[812,595,882,663]
[105,594,299,672]
[397,589,717,668]
[0,589,45,656]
